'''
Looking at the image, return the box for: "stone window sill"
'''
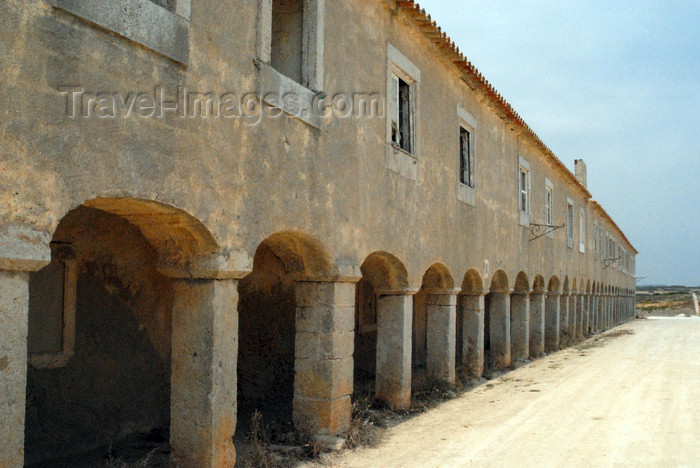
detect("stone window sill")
[51,0,190,64]
[457,183,475,206]
[259,64,322,129]
[385,145,418,181]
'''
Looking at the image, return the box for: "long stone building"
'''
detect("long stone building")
[0,0,637,466]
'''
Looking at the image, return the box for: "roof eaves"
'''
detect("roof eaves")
[395,0,593,201]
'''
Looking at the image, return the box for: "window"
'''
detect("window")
[459,127,474,187]
[457,105,477,205]
[386,44,421,179]
[261,0,324,89]
[271,0,304,83]
[391,74,414,153]
[566,198,574,248]
[53,0,190,64]
[579,207,586,253]
[518,157,531,227]
[544,178,554,226]
[519,168,529,212]
[594,221,598,258]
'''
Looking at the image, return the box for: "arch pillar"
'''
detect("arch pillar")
[293,277,361,437]
[574,293,582,339]
[529,290,546,358]
[426,288,460,384]
[162,257,251,468]
[545,292,561,352]
[459,290,486,378]
[0,256,49,468]
[375,288,417,410]
[568,293,577,342]
[510,289,530,362]
[559,291,570,347]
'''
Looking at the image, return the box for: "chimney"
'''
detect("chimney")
[575,159,587,189]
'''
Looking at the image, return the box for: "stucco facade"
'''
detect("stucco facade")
[0,0,637,466]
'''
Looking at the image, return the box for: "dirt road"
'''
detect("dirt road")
[317,317,700,468]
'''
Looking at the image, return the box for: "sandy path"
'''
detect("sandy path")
[313,317,700,468]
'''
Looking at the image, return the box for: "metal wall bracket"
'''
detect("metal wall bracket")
[528,223,564,241]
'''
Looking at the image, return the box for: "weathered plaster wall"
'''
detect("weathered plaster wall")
[24,207,172,463]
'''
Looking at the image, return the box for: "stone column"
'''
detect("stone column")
[459,291,485,378]
[568,293,577,342]
[294,280,355,436]
[545,292,560,352]
[529,291,546,358]
[375,291,413,410]
[426,290,458,384]
[576,293,585,339]
[559,292,570,347]
[510,290,530,362]
[0,270,31,468]
[170,278,240,468]
[592,294,599,332]
[582,294,590,336]
[0,253,48,468]
[488,291,511,370]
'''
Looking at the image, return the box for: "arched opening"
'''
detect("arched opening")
[237,231,331,440]
[529,275,546,358]
[457,269,484,377]
[412,263,456,388]
[510,272,530,363]
[25,198,218,466]
[484,270,510,374]
[545,276,561,352]
[411,263,456,388]
[354,252,409,396]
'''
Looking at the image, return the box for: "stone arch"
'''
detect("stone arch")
[414,263,457,385]
[484,270,510,372]
[461,269,484,294]
[237,231,333,436]
[458,269,485,377]
[255,230,333,278]
[532,275,546,294]
[529,274,547,357]
[25,197,227,466]
[510,272,530,362]
[354,251,410,397]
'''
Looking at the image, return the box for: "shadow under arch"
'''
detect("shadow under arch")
[457,269,485,377]
[355,251,412,409]
[25,197,222,466]
[484,270,510,372]
[237,230,333,437]
[413,263,456,387]
[510,272,530,362]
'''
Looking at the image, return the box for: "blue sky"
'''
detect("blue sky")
[418,0,700,286]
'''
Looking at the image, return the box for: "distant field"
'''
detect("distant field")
[636,285,700,317]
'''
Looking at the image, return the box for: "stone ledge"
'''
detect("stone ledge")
[51,0,190,64]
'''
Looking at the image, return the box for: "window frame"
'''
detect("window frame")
[457,105,477,205]
[579,207,586,253]
[566,197,575,248]
[544,178,554,238]
[385,43,421,180]
[51,0,190,64]
[518,156,531,227]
